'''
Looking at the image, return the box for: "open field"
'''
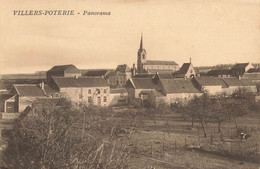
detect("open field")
[0,107,259,169]
[105,108,260,169]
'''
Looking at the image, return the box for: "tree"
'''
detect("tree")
[210,94,229,133]
[186,93,211,138]
[226,88,256,130]
[3,98,130,169]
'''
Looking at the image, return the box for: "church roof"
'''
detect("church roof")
[144,60,178,66]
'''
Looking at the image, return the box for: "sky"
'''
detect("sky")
[0,0,260,74]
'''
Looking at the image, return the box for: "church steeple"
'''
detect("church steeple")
[137,33,147,74]
[140,33,143,49]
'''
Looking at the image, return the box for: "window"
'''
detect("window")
[104,96,107,102]
[88,89,91,94]
[88,97,92,103]
[104,89,107,94]
[97,89,100,94]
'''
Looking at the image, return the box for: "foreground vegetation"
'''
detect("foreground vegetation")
[2,89,260,169]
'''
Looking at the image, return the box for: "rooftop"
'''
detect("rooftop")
[52,77,109,88]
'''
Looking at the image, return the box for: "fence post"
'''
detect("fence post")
[120,138,122,149]
[175,140,177,151]
[256,143,258,152]
[151,141,153,157]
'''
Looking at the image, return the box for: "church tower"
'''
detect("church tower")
[137,34,147,74]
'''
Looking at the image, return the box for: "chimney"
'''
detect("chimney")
[39,81,44,90]
[132,63,136,77]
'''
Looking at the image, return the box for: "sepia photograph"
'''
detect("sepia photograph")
[0,0,260,168]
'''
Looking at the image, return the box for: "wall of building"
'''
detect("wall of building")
[109,93,128,106]
[60,87,110,106]
[202,86,223,95]
[143,65,179,72]
[164,93,202,104]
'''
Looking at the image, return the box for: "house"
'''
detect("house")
[125,77,201,105]
[207,69,231,77]
[125,78,161,101]
[49,77,110,106]
[157,79,201,104]
[107,71,127,87]
[222,78,257,94]
[116,64,132,81]
[230,63,254,78]
[46,64,81,82]
[137,34,179,74]
[193,77,227,95]
[0,83,58,120]
[172,62,197,78]
[241,72,260,82]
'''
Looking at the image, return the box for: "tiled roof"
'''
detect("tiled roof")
[0,94,14,101]
[242,73,260,80]
[160,79,200,94]
[0,80,6,90]
[116,64,131,73]
[13,84,46,97]
[173,63,190,74]
[44,85,58,95]
[48,64,77,72]
[130,78,159,89]
[195,77,228,87]
[84,70,110,76]
[144,60,178,65]
[207,69,230,76]
[52,77,108,88]
[222,78,255,86]
[232,63,249,69]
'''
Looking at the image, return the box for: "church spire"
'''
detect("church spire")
[140,33,143,49]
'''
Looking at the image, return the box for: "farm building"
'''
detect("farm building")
[193,76,227,95]
[46,64,81,82]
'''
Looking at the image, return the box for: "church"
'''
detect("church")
[137,34,179,74]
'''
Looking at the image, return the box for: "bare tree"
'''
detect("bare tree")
[3,98,130,169]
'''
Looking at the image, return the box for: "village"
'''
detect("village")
[0,36,260,169]
[0,35,259,117]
